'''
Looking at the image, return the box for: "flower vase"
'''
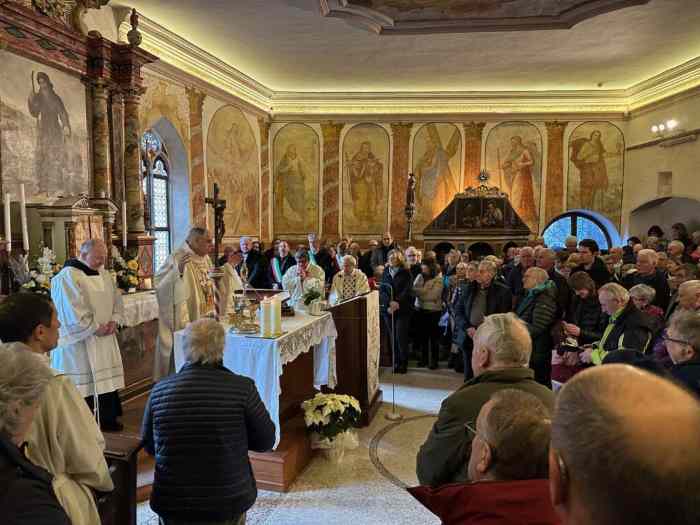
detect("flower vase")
[321,443,346,464]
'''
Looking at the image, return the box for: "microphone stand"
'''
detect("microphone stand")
[380,281,402,422]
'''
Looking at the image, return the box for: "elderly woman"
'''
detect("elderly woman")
[0,345,71,525]
[629,284,664,320]
[413,259,444,369]
[281,248,326,308]
[515,267,558,387]
[329,254,370,305]
[379,249,414,374]
[142,318,275,525]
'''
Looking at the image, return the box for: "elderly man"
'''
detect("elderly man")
[51,239,125,431]
[359,239,378,277]
[622,248,670,311]
[404,246,421,279]
[154,227,215,381]
[564,235,578,255]
[574,239,610,290]
[371,231,399,270]
[0,293,113,525]
[282,248,326,307]
[549,365,700,525]
[269,240,296,289]
[454,260,512,381]
[506,245,535,301]
[417,313,554,487]
[665,263,697,320]
[666,310,700,396]
[236,236,269,289]
[409,389,557,525]
[142,319,275,525]
[329,255,370,305]
[537,247,570,317]
[307,233,335,284]
[581,282,655,366]
[654,279,700,368]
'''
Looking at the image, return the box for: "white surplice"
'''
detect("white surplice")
[51,267,125,398]
[220,261,244,316]
[281,262,325,307]
[154,242,215,380]
[329,268,370,305]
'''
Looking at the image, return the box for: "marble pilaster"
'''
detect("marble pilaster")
[186,87,206,227]
[463,122,486,188]
[389,123,413,241]
[321,122,344,238]
[545,121,568,224]
[258,117,271,241]
[123,88,145,234]
[91,80,111,198]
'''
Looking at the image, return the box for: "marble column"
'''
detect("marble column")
[320,122,344,239]
[91,80,111,198]
[258,117,271,242]
[545,121,568,224]
[389,123,413,241]
[463,121,486,188]
[186,87,206,228]
[110,90,125,207]
[123,88,145,234]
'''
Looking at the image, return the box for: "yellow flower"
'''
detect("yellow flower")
[128,275,139,285]
[127,260,139,271]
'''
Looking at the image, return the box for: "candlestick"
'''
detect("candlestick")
[122,201,128,250]
[4,193,11,254]
[19,185,29,253]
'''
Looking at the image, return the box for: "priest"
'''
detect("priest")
[50,239,125,431]
[269,240,296,289]
[282,248,325,307]
[154,227,216,380]
[329,254,370,305]
[220,249,244,316]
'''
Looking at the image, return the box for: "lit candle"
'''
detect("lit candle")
[19,184,29,253]
[122,201,128,250]
[4,193,11,254]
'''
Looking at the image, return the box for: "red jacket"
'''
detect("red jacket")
[408,479,560,525]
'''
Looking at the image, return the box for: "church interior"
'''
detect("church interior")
[1,1,700,524]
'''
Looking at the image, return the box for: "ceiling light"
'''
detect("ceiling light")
[659,123,666,131]
[667,119,678,130]
[651,125,658,133]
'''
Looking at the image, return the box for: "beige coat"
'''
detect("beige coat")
[413,273,444,311]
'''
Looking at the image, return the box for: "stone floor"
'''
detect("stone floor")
[138,367,464,525]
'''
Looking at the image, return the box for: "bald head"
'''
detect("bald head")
[550,365,700,525]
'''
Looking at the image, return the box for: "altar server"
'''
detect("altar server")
[220,249,244,315]
[282,248,325,307]
[329,254,370,305]
[154,227,215,381]
[51,239,125,431]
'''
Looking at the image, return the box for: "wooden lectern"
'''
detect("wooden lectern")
[327,291,382,427]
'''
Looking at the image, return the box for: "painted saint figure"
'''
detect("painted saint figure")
[28,71,71,193]
[349,141,383,222]
[415,125,460,224]
[275,144,307,229]
[501,136,537,228]
[571,130,609,211]
[482,201,504,227]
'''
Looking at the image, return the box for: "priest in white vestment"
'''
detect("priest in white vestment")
[51,239,125,431]
[154,227,216,380]
[282,248,325,307]
[0,293,113,525]
[220,250,244,316]
[329,254,370,305]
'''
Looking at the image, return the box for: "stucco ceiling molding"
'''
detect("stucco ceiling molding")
[626,56,700,110]
[319,0,652,34]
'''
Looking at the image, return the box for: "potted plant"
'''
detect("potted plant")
[301,393,361,463]
[113,250,140,292]
[300,277,323,312]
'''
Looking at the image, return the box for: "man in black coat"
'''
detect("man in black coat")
[308,234,335,285]
[537,248,570,319]
[666,309,700,397]
[237,236,270,289]
[574,239,610,290]
[455,260,512,381]
[506,246,535,304]
[268,240,296,289]
[379,251,414,374]
[359,239,378,278]
[371,232,400,270]
[622,249,671,312]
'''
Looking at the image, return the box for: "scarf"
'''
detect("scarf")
[516,280,555,317]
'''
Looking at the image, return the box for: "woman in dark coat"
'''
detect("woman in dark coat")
[379,249,414,374]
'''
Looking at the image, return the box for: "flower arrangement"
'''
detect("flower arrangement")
[302,277,323,306]
[21,247,60,295]
[113,250,140,291]
[301,393,361,443]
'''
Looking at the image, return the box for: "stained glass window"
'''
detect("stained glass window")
[141,131,161,155]
[141,130,171,272]
[543,212,613,252]
[577,216,610,251]
[154,231,170,273]
[543,216,572,249]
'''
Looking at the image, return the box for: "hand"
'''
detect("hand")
[178,253,192,274]
[298,267,308,280]
[564,323,581,337]
[580,347,594,364]
[388,301,399,314]
[564,352,580,367]
[467,327,477,339]
[95,324,111,337]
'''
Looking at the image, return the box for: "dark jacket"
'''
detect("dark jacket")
[142,362,275,522]
[671,359,700,397]
[371,243,399,270]
[310,248,336,284]
[566,295,608,345]
[505,263,529,301]
[516,282,558,362]
[379,266,413,317]
[416,368,555,487]
[599,301,656,354]
[237,250,270,289]
[548,269,570,319]
[359,250,374,278]
[269,254,296,287]
[454,280,512,346]
[0,433,70,525]
[574,257,610,290]
[622,269,671,312]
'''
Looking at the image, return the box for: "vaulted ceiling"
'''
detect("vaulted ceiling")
[115,0,700,100]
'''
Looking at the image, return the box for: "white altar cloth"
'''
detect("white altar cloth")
[173,311,337,448]
[121,291,159,327]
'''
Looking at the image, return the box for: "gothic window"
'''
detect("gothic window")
[543,211,612,251]
[141,130,171,272]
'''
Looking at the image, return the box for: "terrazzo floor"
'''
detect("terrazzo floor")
[137,367,464,525]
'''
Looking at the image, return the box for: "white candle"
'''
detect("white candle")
[4,193,11,254]
[271,295,282,335]
[19,184,29,253]
[122,201,128,250]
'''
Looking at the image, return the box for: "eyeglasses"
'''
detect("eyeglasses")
[465,420,497,462]
[662,334,693,347]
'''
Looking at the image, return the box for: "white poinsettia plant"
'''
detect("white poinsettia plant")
[22,247,60,295]
[302,277,324,306]
[301,393,361,445]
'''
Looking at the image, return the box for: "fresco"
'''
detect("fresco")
[140,73,189,149]
[342,124,390,235]
[206,105,259,235]
[412,123,461,232]
[273,124,320,235]
[567,122,625,228]
[0,50,89,200]
[484,121,543,232]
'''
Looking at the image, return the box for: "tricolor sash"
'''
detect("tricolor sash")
[272,257,283,284]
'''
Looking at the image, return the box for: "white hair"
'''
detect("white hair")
[629,284,656,303]
[187,227,208,241]
[565,236,578,246]
[526,266,549,285]
[0,343,53,436]
[79,238,105,255]
[599,282,630,304]
[341,254,357,267]
[475,313,532,367]
[183,319,226,365]
[637,249,658,265]
[478,260,498,276]
[668,240,685,252]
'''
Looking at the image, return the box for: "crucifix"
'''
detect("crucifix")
[404,172,417,241]
[205,182,226,266]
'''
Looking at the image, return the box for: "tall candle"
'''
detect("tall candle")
[19,184,29,253]
[122,201,128,250]
[4,193,11,254]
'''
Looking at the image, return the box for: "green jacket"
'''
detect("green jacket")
[416,367,555,487]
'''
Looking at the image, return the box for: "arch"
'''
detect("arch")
[148,118,190,250]
[543,209,622,251]
[468,242,495,259]
[628,196,700,240]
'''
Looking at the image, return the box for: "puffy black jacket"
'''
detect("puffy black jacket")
[142,362,275,522]
[600,302,656,354]
[516,283,558,360]
[566,295,608,345]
